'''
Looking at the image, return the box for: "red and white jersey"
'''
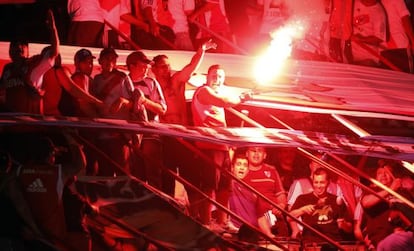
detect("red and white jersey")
[100,0,131,44]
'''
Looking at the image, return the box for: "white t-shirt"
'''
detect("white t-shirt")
[258,0,287,35]
[381,0,411,48]
[31,53,55,90]
[67,0,104,22]
[352,0,387,62]
[169,0,195,33]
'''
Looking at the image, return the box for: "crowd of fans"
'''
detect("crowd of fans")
[1,0,413,71]
[63,0,414,72]
[0,1,414,251]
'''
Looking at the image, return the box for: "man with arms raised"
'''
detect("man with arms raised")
[152,39,216,125]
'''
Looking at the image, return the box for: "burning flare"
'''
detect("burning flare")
[254,24,303,85]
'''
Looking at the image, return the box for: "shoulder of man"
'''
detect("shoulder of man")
[295,192,312,202]
[113,69,128,78]
[263,163,277,170]
[71,71,87,80]
[26,55,43,70]
[143,76,157,83]
[195,84,209,93]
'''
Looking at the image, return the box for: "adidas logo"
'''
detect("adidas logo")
[27,178,47,193]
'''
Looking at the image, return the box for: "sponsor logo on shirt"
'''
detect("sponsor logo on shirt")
[27,178,47,193]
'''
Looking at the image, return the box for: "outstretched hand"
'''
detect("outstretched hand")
[239,91,253,102]
[46,9,56,30]
[300,204,315,215]
[202,39,217,51]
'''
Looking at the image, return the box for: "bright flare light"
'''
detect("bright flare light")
[254,24,304,85]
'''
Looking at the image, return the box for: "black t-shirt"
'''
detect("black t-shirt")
[291,192,348,242]
[0,176,25,238]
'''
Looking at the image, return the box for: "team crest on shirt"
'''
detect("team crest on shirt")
[264,171,271,178]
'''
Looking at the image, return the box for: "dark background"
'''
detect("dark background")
[0,1,69,43]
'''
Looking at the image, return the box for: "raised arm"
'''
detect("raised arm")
[46,9,59,59]
[173,40,217,85]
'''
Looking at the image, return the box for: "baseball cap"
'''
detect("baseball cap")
[74,49,96,62]
[99,47,118,59]
[126,51,152,66]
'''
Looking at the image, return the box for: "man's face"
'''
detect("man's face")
[130,61,151,78]
[376,166,393,187]
[312,173,328,197]
[152,57,171,80]
[233,157,249,179]
[10,44,28,61]
[77,57,94,76]
[246,147,267,167]
[207,68,225,91]
[99,54,117,73]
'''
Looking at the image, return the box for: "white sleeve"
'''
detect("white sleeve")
[287,180,302,207]
[122,75,135,99]
[354,201,363,221]
[31,55,55,90]
[335,184,349,207]
[152,79,167,111]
